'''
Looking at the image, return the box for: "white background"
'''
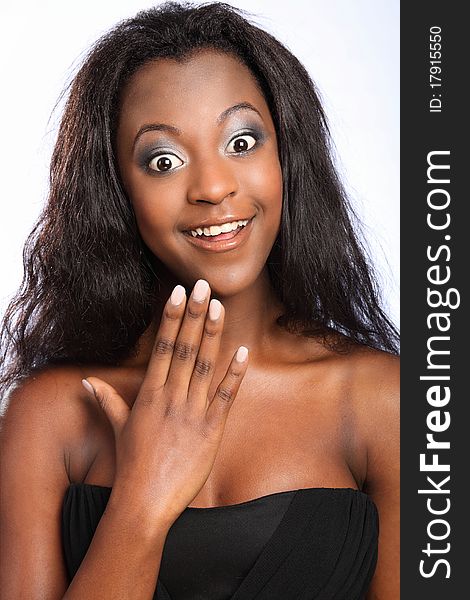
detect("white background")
[0,0,399,328]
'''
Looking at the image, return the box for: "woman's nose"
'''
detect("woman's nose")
[186,156,238,204]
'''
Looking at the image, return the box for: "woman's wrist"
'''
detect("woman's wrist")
[107,482,175,542]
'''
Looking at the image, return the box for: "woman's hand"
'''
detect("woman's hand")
[82,279,249,527]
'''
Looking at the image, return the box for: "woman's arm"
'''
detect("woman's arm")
[0,369,170,599]
[355,353,400,600]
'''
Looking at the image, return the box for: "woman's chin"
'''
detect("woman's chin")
[187,268,271,301]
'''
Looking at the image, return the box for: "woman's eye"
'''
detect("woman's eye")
[148,153,184,172]
[226,134,257,154]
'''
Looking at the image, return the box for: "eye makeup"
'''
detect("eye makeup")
[224,116,266,140]
[136,143,185,175]
[135,120,268,175]
[225,125,266,155]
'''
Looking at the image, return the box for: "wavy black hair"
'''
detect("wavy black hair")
[0,1,399,396]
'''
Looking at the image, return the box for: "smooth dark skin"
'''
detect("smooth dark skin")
[0,51,399,598]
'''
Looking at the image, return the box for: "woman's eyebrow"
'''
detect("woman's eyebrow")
[217,102,262,124]
[133,123,181,150]
[132,102,262,150]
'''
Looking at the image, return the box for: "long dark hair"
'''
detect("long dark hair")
[0,1,399,396]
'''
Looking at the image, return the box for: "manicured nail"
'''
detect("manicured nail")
[170,284,186,306]
[236,346,249,363]
[193,279,210,303]
[209,299,222,321]
[82,379,95,396]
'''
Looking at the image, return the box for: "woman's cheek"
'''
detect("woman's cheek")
[249,162,282,216]
[248,150,282,201]
[128,177,181,231]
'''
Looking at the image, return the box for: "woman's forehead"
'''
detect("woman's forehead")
[117,50,271,134]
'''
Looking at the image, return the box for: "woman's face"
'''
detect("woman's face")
[116,50,283,297]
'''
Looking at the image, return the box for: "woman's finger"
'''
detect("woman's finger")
[205,345,249,430]
[140,284,187,392]
[164,279,211,401]
[186,298,225,408]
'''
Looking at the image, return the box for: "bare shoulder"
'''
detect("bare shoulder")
[299,338,399,421]
[1,365,88,444]
[299,342,399,487]
[355,347,399,428]
[347,346,400,412]
[336,345,400,494]
[292,338,399,434]
[342,347,400,462]
[2,363,98,416]
[1,364,106,481]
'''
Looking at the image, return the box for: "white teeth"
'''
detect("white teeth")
[189,219,249,237]
[220,222,234,233]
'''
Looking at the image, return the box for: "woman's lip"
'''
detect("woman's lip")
[182,217,255,253]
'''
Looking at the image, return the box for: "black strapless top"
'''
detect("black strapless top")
[62,484,378,599]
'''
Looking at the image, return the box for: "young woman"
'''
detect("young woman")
[0,3,399,598]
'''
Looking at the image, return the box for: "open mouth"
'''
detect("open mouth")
[182,216,255,251]
[183,217,254,242]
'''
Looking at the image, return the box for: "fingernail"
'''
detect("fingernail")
[209,299,222,321]
[82,379,95,397]
[193,279,210,303]
[170,284,186,306]
[236,346,249,363]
